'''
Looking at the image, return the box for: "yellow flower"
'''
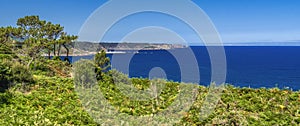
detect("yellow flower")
[278,105,285,109]
[282,90,289,95]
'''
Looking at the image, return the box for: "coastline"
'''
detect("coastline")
[42,52,98,57]
[42,46,188,57]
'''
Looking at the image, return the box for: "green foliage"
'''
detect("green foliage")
[0,15,77,85]
[10,62,33,84]
[0,71,299,125]
[0,15,77,90]
[0,60,12,92]
[0,34,16,59]
[176,85,300,125]
[98,71,179,116]
[51,56,61,61]
[0,57,33,92]
[0,26,15,43]
[0,16,78,68]
[32,58,72,77]
[73,59,97,88]
[94,50,110,81]
[0,76,97,125]
[0,54,12,60]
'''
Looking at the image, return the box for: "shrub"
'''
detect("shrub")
[0,59,33,92]
[73,59,97,88]
[94,50,110,81]
[0,60,12,92]
[31,58,72,77]
[11,62,33,84]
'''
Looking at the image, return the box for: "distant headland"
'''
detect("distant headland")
[68,42,187,56]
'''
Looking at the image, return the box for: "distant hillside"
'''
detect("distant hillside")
[71,42,186,55]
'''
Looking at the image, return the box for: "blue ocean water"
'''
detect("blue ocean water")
[71,46,300,90]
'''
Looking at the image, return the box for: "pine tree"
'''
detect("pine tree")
[94,50,110,80]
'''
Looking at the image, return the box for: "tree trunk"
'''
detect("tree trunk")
[48,50,51,59]
[57,44,61,56]
[63,44,69,57]
[53,44,56,56]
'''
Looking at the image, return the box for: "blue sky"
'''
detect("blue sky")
[1,0,300,44]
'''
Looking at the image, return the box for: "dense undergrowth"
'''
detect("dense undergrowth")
[0,51,299,125]
[0,71,299,125]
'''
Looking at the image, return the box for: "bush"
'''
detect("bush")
[73,59,97,88]
[0,60,12,92]
[30,58,72,77]
[11,62,33,84]
[0,59,33,92]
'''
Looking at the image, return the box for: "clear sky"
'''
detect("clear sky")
[1,0,300,44]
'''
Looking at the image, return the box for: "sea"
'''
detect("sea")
[69,46,300,91]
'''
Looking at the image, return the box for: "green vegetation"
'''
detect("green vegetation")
[0,73,299,125]
[1,16,300,125]
[0,15,76,90]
